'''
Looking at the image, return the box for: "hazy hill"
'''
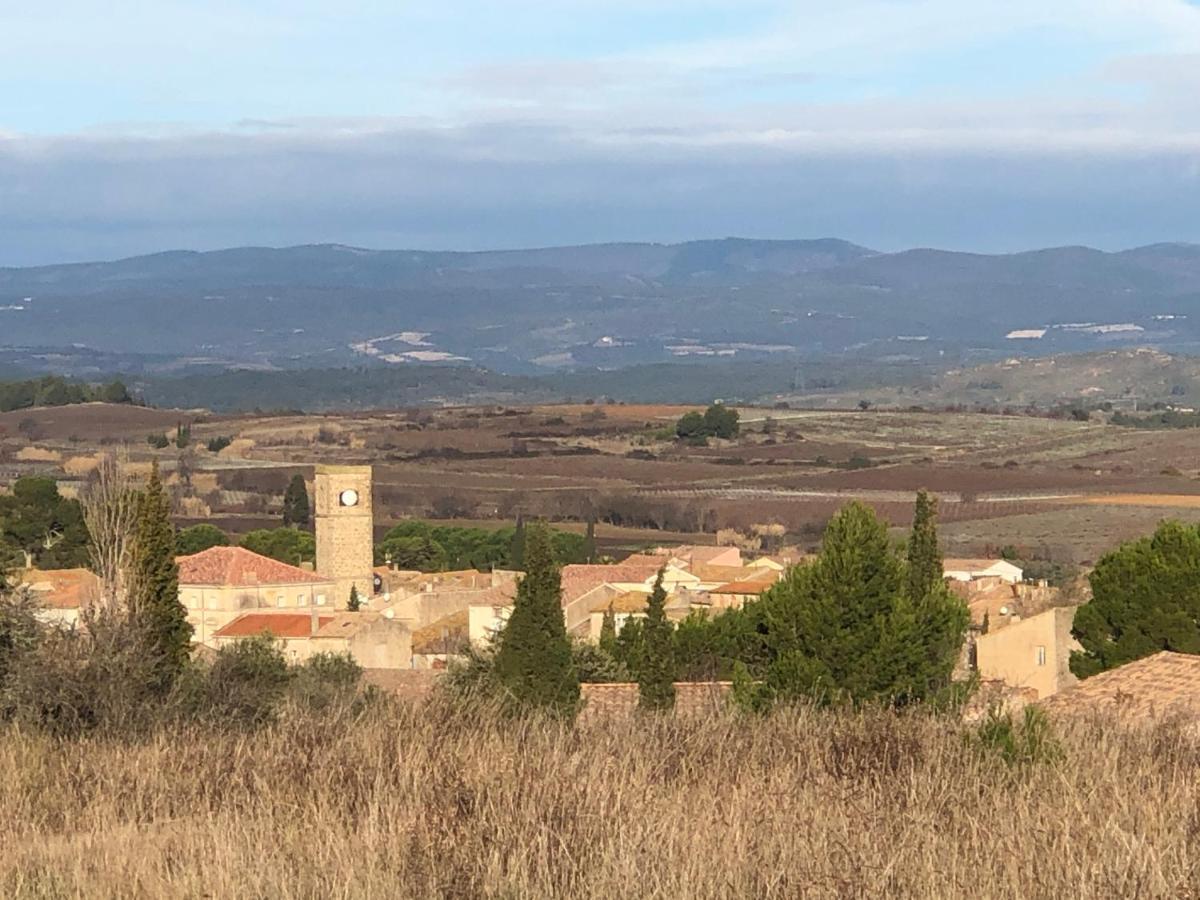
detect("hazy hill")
[4,238,1200,374]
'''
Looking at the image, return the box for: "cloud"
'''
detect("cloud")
[4,0,1200,262]
[2,119,1199,266]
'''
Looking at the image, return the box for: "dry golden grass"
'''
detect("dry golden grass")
[61,454,102,477]
[1,700,1198,898]
[13,446,61,463]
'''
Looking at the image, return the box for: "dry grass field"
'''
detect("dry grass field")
[1,699,1197,898]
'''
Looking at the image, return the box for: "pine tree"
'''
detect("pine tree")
[128,462,191,690]
[599,603,617,655]
[282,474,311,528]
[493,522,579,716]
[347,584,362,612]
[583,516,597,563]
[755,502,966,708]
[1072,520,1200,677]
[509,513,526,569]
[638,569,676,711]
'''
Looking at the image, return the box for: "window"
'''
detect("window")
[298,593,307,607]
[276,594,285,608]
[1036,646,1047,666]
[316,594,327,606]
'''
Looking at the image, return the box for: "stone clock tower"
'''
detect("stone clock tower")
[314,464,375,609]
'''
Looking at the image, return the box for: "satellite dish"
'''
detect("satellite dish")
[999,606,1010,616]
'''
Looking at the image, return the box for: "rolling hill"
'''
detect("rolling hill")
[4,238,1200,376]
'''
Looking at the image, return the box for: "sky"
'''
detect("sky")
[2,0,1200,265]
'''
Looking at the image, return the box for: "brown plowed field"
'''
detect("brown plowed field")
[11,402,1200,561]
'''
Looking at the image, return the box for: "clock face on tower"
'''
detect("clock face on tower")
[338,489,360,507]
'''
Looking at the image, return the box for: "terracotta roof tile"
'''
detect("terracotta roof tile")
[1041,652,1200,723]
[214,612,333,639]
[19,568,100,610]
[559,563,661,606]
[313,612,383,639]
[178,546,329,588]
[710,579,776,596]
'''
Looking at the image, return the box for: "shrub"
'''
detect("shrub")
[974,705,1063,767]
[572,641,632,684]
[205,435,233,453]
[0,612,165,737]
[190,636,292,727]
[288,651,363,713]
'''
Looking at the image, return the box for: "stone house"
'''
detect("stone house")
[177,546,337,648]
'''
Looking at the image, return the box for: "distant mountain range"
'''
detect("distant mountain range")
[4,238,1200,377]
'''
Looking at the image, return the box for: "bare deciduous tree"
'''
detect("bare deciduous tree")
[81,452,140,614]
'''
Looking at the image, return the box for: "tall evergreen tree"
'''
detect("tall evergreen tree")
[282,474,311,527]
[638,569,676,711]
[347,584,362,612]
[906,490,943,602]
[128,462,191,689]
[904,490,967,698]
[599,603,617,655]
[753,502,967,708]
[493,522,579,716]
[509,513,526,569]
[583,516,597,563]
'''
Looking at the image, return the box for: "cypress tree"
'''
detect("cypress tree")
[907,490,942,602]
[599,603,617,655]
[509,513,526,569]
[493,522,579,717]
[128,462,191,689]
[282,474,311,527]
[638,569,676,711]
[583,516,597,563]
[905,491,968,698]
[347,584,362,612]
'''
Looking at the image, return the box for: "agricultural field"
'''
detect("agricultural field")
[3,401,1200,563]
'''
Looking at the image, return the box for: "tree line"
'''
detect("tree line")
[0,375,133,413]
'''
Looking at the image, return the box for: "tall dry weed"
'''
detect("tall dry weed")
[1,699,1198,898]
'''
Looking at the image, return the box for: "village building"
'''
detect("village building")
[410,609,470,669]
[584,589,693,641]
[15,567,100,626]
[975,606,1080,699]
[177,545,337,647]
[705,576,777,610]
[943,558,1024,584]
[212,609,411,669]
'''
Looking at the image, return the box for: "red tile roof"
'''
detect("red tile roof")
[1041,652,1200,723]
[711,579,775,596]
[214,612,333,639]
[178,546,328,588]
[19,568,101,609]
[559,563,661,605]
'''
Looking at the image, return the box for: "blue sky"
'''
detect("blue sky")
[3,1,1200,264]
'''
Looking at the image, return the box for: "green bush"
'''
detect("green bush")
[974,706,1063,767]
[192,636,292,727]
[288,651,363,712]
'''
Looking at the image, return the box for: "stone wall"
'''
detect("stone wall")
[580,682,732,719]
